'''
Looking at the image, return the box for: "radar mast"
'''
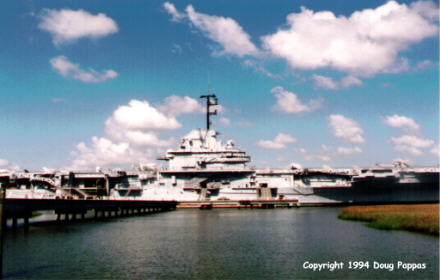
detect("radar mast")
[199,94,218,130]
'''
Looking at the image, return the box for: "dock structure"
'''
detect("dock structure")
[2,198,177,230]
[178,199,299,209]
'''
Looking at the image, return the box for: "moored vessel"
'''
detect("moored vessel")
[2,95,439,207]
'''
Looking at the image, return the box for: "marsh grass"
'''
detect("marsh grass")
[339,204,439,236]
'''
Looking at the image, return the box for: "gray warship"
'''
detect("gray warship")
[1,95,438,207]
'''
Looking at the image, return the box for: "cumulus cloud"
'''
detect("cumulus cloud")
[336,146,362,155]
[312,74,363,90]
[183,4,259,57]
[271,86,323,114]
[70,137,154,170]
[340,75,363,88]
[390,135,434,156]
[416,60,432,70]
[312,74,338,90]
[328,114,365,144]
[219,117,231,126]
[163,2,184,22]
[431,145,440,157]
[38,8,118,45]
[107,100,181,131]
[50,56,118,83]
[261,1,438,76]
[157,95,204,117]
[294,148,307,154]
[383,114,420,132]
[410,0,439,20]
[104,99,181,148]
[256,133,297,149]
[69,95,211,169]
[70,97,197,169]
[105,122,175,148]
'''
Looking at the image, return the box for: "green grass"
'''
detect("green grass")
[339,204,439,236]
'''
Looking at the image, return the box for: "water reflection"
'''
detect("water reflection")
[4,208,438,279]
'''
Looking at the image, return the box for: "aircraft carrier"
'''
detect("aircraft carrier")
[1,95,438,207]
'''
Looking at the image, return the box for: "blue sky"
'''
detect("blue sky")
[0,0,438,171]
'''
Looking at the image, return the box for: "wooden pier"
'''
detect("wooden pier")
[3,197,177,230]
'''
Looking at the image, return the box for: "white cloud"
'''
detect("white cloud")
[328,114,365,144]
[296,145,332,162]
[105,121,175,148]
[51,98,65,103]
[340,75,363,88]
[39,8,118,45]
[50,56,118,83]
[107,99,181,131]
[416,60,432,70]
[382,57,411,74]
[185,5,259,57]
[410,1,439,20]
[0,158,21,171]
[312,74,363,90]
[0,159,8,167]
[390,134,434,156]
[431,145,440,157]
[394,145,422,156]
[157,95,204,117]
[261,1,438,76]
[271,86,323,114]
[243,60,283,79]
[321,144,331,152]
[171,43,183,54]
[69,97,195,169]
[312,74,338,90]
[383,114,420,132]
[305,154,331,162]
[104,99,180,148]
[256,141,284,150]
[237,121,253,128]
[219,117,231,126]
[275,133,297,144]
[276,155,287,163]
[336,146,362,155]
[257,133,297,149]
[163,2,184,22]
[70,137,154,170]
[42,167,56,173]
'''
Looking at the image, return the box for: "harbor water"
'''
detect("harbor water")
[4,208,438,279]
